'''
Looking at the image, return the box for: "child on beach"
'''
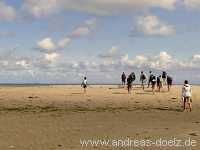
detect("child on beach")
[81,77,87,94]
[140,71,147,90]
[182,80,192,112]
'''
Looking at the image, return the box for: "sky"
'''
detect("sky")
[0,0,200,84]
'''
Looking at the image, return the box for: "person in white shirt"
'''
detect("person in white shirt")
[182,80,192,112]
[81,77,87,94]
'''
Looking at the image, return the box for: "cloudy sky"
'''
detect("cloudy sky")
[0,0,200,84]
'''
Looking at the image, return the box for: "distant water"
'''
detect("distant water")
[0,83,199,87]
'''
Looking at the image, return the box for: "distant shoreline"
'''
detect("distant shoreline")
[0,83,200,87]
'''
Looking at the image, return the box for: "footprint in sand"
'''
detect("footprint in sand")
[189,133,198,136]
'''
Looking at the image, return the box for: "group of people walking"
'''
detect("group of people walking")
[121,71,192,112]
[121,71,173,94]
[81,71,193,112]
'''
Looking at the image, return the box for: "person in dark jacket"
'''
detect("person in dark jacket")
[167,76,173,92]
[127,72,136,93]
[121,72,126,86]
[148,71,154,88]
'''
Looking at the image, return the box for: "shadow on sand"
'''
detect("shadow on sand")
[0,105,183,113]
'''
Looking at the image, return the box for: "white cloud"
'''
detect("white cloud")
[1,47,200,83]
[23,0,177,17]
[0,1,16,21]
[134,15,175,36]
[22,0,59,17]
[192,54,200,61]
[16,60,30,69]
[37,18,96,53]
[121,51,177,70]
[37,38,56,51]
[44,52,59,62]
[70,18,97,38]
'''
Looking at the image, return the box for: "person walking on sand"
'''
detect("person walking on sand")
[140,71,147,90]
[148,71,154,88]
[127,72,136,94]
[157,75,163,92]
[162,71,167,85]
[167,76,173,92]
[182,80,192,112]
[81,77,88,94]
[152,76,157,94]
[121,72,126,86]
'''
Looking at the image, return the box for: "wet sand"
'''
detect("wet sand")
[0,85,199,150]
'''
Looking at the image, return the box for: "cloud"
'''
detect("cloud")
[44,52,59,62]
[37,38,56,52]
[22,0,59,17]
[36,38,61,63]
[132,15,175,36]
[121,51,180,70]
[0,49,32,72]
[36,17,96,54]
[22,0,177,17]
[192,54,200,61]
[1,46,200,83]
[16,60,30,69]
[0,1,16,21]
[70,18,97,38]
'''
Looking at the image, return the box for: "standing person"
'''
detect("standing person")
[121,72,126,86]
[127,72,136,94]
[162,71,167,85]
[127,76,132,94]
[81,77,87,94]
[148,71,153,88]
[167,76,173,92]
[182,80,192,112]
[152,76,157,94]
[140,71,147,90]
[157,75,162,92]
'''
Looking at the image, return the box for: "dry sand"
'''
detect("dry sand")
[0,85,199,150]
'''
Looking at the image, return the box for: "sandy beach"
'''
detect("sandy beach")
[0,85,199,150]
